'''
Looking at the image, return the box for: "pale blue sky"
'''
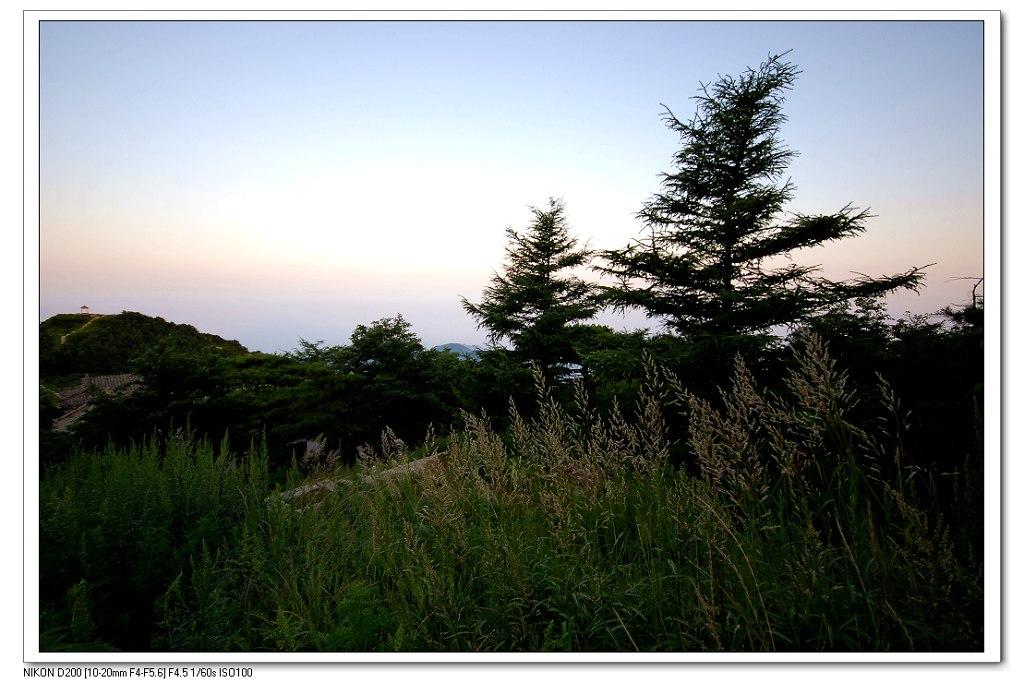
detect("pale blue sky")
[36,17,988,353]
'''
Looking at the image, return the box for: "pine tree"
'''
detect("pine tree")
[598,53,928,342]
[462,198,599,379]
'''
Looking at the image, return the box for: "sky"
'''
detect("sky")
[33,14,991,354]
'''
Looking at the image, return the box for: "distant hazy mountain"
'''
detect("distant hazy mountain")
[432,343,482,359]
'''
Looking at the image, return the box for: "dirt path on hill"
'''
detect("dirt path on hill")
[60,315,102,344]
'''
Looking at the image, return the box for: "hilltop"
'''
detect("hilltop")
[40,311,249,386]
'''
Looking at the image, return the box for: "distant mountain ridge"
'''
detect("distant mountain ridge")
[432,342,482,359]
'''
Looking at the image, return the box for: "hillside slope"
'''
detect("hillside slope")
[40,311,249,385]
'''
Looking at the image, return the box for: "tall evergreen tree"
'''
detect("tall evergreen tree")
[462,198,599,379]
[598,53,928,342]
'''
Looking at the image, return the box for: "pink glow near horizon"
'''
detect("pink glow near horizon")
[36,18,989,353]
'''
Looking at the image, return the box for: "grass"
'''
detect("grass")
[38,334,984,652]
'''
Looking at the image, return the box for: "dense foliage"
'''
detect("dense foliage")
[40,311,247,385]
[45,314,508,472]
[39,336,983,652]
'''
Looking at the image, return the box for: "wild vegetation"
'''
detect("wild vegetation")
[37,53,986,653]
[39,332,983,652]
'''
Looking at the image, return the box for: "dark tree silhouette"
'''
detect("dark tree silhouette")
[598,53,928,343]
[463,198,599,380]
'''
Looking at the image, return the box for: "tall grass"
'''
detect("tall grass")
[39,335,983,652]
[39,430,269,651]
